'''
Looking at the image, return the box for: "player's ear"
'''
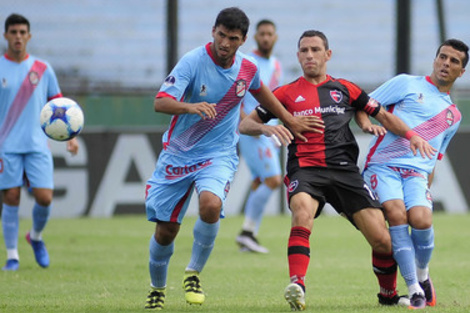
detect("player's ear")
[326,49,332,61]
[459,67,465,78]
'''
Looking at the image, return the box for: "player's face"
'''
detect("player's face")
[254,24,277,57]
[211,25,246,69]
[297,36,331,80]
[4,24,31,55]
[432,45,466,88]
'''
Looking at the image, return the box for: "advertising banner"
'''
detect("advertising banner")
[16,131,469,218]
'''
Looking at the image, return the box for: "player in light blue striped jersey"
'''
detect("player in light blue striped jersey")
[363,39,469,309]
[144,7,322,310]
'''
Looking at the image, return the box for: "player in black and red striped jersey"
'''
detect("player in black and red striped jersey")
[239,30,436,311]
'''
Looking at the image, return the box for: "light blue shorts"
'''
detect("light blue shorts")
[239,134,281,181]
[0,151,53,190]
[363,165,432,210]
[145,152,238,224]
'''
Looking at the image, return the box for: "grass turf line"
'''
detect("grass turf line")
[1,213,469,312]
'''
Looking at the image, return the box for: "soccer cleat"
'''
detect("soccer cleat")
[182,272,205,305]
[145,287,166,310]
[408,293,426,309]
[420,278,436,307]
[2,259,19,271]
[377,293,410,306]
[26,232,50,268]
[284,283,306,311]
[236,231,269,254]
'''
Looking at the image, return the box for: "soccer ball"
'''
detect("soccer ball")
[40,97,84,141]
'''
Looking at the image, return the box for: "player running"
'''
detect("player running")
[144,8,322,310]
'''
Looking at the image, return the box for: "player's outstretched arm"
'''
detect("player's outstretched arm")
[239,111,293,146]
[355,110,387,136]
[251,85,324,142]
[374,107,436,158]
[154,97,217,119]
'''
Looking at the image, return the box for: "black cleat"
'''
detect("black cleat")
[377,293,410,306]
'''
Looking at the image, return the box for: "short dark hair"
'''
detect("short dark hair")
[298,30,329,50]
[436,38,469,68]
[214,7,250,38]
[256,19,276,31]
[5,13,30,33]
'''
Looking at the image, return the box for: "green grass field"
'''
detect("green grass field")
[1,213,469,313]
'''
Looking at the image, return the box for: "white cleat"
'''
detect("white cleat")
[284,283,306,311]
[236,233,269,254]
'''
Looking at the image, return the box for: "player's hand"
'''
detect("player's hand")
[287,115,324,142]
[362,124,387,136]
[188,102,217,119]
[67,137,79,156]
[261,124,293,146]
[409,135,437,159]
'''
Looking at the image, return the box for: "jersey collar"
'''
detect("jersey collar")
[425,75,450,95]
[4,53,30,62]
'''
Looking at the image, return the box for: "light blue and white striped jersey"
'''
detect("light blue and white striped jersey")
[156,43,262,160]
[364,74,461,174]
[0,54,61,153]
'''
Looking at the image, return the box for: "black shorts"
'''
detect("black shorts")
[285,167,382,223]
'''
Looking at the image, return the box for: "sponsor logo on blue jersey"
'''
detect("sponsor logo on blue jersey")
[163,75,176,86]
[164,160,212,180]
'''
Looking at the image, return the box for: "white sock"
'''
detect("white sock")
[7,249,19,260]
[242,218,256,233]
[409,283,424,296]
[416,267,429,282]
[29,229,42,241]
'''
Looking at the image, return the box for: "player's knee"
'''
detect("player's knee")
[35,195,52,207]
[410,219,432,230]
[198,192,222,223]
[32,188,53,207]
[2,188,21,206]
[371,234,392,254]
[264,175,282,189]
[199,205,221,224]
[408,207,432,229]
[155,222,179,245]
[384,208,407,226]
[291,207,314,229]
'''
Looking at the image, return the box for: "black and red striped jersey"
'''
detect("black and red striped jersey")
[256,75,381,173]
